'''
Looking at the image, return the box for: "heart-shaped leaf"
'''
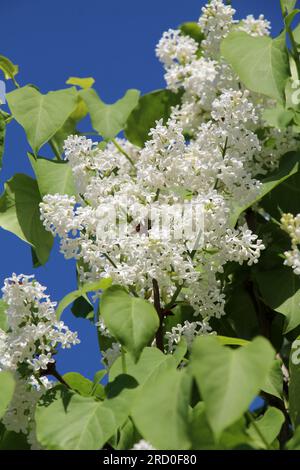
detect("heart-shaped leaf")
[101,286,159,361]
[7,86,78,154]
[190,336,274,438]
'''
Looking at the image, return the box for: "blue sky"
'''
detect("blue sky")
[0,0,293,379]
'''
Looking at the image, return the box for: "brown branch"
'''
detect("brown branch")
[40,361,71,389]
[152,278,164,352]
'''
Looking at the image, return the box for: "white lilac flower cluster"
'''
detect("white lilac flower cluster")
[132,439,155,450]
[165,319,214,353]
[38,1,297,358]
[281,214,300,275]
[0,274,79,445]
[238,14,271,37]
[156,0,297,170]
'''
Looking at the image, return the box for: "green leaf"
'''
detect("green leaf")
[0,299,8,332]
[66,76,95,89]
[262,105,294,129]
[230,151,300,226]
[261,169,300,219]
[109,346,175,384]
[282,0,298,14]
[190,403,251,450]
[35,386,132,450]
[221,32,289,103]
[50,97,88,156]
[0,113,6,170]
[0,429,30,450]
[224,285,259,340]
[256,267,300,333]
[80,88,140,140]
[7,86,78,154]
[179,22,204,45]
[92,370,107,395]
[71,295,94,321]
[0,54,18,82]
[173,338,188,366]
[0,174,53,264]
[216,336,250,347]
[56,277,112,319]
[131,360,192,449]
[63,372,104,400]
[101,286,159,361]
[116,419,141,450]
[29,154,75,197]
[0,371,15,419]
[247,407,285,449]
[293,22,300,44]
[190,336,274,438]
[262,359,283,400]
[125,89,181,147]
[289,336,300,427]
[286,426,300,449]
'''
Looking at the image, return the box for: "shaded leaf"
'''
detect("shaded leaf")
[0,174,53,264]
[56,277,112,319]
[256,267,300,333]
[125,89,181,147]
[29,154,75,196]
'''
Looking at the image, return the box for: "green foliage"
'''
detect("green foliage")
[56,277,112,319]
[179,22,205,45]
[262,105,294,129]
[63,372,104,399]
[0,371,15,419]
[289,336,300,427]
[247,407,284,449]
[66,76,95,89]
[0,54,19,85]
[0,299,7,332]
[190,404,251,450]
[50,96,88,156]
[110,346,174,383]
[0,174,53,264]
[0,424,30,450]
[81,88,140,140]
[230,151,300,226]
[256,267,300,333]
[131,356,192,449]
[29,154,75,196]
[262,359,284,399]
[101,286,159,361]
[7,86,78,154]
[2,0,300,452]
[221,32,289,103]
[286,426,300,449]
[282,0,298,14]
[190,336,275,438]
[125,89,181,146]
[35,385,134,450]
